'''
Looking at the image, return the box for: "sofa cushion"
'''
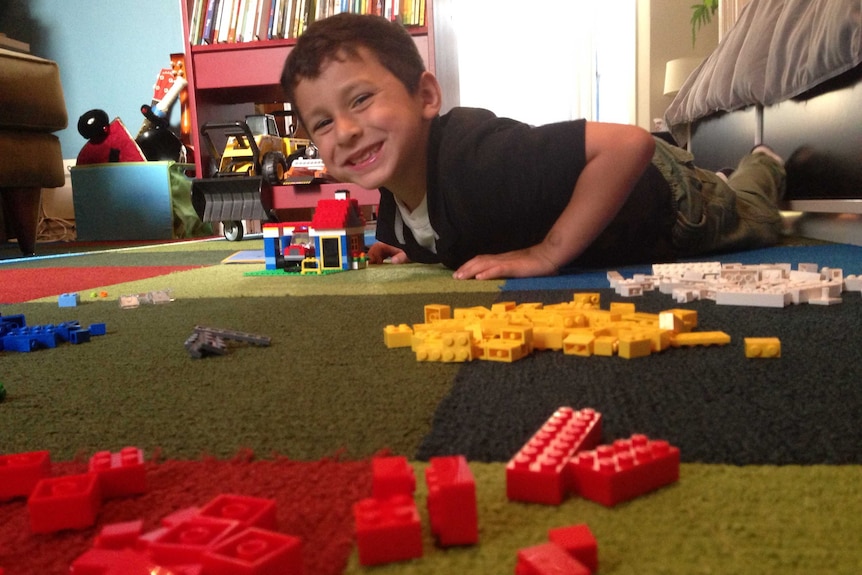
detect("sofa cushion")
[0,130,65,188]
[0,48,68,132]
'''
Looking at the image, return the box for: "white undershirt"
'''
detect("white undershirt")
[395,195,438,253]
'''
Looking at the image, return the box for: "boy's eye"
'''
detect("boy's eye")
[312,118,332,133]
[351,93,373,108]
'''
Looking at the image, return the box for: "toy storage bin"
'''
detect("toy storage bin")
[71,162,201,240]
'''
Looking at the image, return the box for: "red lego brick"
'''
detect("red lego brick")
[93,519,144,549]
[28,473,101,533]
[425,455,479,546]
[0,450,51,501]
[506,407,602,505]
[515,542,592,575]
[70,548,182,575]
[148,515,242,565]
[200,527,303,575]
[88,447,147,499]
[548,524,598,573]
[198,493,278,531]
[568,434,680,507]
[353,495,423,566]
[371,455,416,499]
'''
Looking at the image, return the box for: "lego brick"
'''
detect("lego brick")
[569,434,680,507]
[93,519,144,550]
[70,548,167,575]
[670,331,731,347]
[0,450,51,501]
[88,447,147,499]
[28,473,101,533]
[198,493,278,531]
[744,337,781,358]
[148,515,242,565]
[201,527,303,575]
[353,495,423,566]
[515,542,592,575]
[548,524,598,573]
[383,324,413,348]
[617,333,653,359]
[424,304,452,322]
[425,455,479,546]
[562,332,595,357]
[372,455,416,499]
[58,292,80,307]
[506,407,602,505]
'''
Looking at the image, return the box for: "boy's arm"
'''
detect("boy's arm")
[453,122,656,280]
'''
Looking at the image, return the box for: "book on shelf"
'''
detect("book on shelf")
[188,0,425,46]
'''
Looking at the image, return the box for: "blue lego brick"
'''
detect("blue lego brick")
[58,293,80,307]
[89,323,107,336]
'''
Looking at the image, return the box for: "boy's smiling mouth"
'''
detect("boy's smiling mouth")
[346,143,382,170]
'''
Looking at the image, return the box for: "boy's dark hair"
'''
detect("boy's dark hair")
[281,13,426,114]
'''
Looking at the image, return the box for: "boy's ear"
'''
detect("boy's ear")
[417,71,443,119]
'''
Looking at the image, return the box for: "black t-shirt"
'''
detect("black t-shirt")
[376,107,675,270]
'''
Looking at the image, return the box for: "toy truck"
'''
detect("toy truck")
[191,114,313,241]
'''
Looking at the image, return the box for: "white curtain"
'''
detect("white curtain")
[452,1,636,126]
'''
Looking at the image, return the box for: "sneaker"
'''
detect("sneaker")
[715,167,735,183]
[751,144,784,165]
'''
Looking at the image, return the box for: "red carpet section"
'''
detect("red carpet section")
[0,453,371,575]
[0,266,203,304]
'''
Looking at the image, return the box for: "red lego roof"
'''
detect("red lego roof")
[311,197,366,231]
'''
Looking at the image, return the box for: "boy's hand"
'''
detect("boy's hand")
[368,242,411,265]
[453,247,559,280]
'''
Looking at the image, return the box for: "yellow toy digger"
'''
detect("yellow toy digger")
[191,114,312,240]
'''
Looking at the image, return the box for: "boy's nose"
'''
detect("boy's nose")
[334,115,361,143]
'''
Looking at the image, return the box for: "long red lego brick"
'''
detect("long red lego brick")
[425,455,479,546]
[568,434,680,507]
[506,407,602,505]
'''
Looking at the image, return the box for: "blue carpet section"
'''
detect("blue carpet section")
[502,244,862,291]
[419,244,862,466]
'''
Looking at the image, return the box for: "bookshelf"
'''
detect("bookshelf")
[180,0,457,211]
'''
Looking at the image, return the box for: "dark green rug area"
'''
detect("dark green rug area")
[417,288,862,465]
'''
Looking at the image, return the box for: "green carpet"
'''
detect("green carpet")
[1,238,860,574]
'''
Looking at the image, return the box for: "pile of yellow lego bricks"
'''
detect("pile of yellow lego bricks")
[382,293,734,363]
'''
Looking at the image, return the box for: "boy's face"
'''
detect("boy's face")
[293,48,440,195]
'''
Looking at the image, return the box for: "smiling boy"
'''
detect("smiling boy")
[281,13,785,280]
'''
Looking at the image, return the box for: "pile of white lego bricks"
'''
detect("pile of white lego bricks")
[607,262,862,307]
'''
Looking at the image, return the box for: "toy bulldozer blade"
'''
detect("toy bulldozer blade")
[191,176,272,241]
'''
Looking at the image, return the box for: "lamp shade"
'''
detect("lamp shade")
[664,57,703,97]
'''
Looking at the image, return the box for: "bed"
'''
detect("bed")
[664,0,862,244]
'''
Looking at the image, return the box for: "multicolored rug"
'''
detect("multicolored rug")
[1,238,861,574]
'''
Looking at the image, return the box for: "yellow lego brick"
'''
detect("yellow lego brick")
[665,309,697,332]
[572,292,601,307]
[383,324,413,348]
[491,301,517,314]
[670,331,731,347]
[562,332,595,357]
[620,312,660,327]
[424,304,451,323]
[609,302,636,315]
[658,311,684,333]
[593,335,618,356]
[415,330,473,362]
[631,327,671,352]
[500,326,534,353]
[617,333,653,359]
[482,339,529,362]
[532,326,566,350]
[744,337,781,358]
[453,306,492,320]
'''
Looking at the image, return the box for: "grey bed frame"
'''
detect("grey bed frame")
[686,64,862,245]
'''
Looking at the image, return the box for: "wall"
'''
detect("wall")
[0,0,184,159]
[636,0,718,131]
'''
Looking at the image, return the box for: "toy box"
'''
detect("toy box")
[70,161,199,241]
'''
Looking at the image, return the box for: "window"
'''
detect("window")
[452,1,636,126]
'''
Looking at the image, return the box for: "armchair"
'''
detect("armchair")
[0,47,68,256]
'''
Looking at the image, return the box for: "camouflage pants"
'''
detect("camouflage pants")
[651,138,785,256]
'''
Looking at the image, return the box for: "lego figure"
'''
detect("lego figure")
[281,13,785,280]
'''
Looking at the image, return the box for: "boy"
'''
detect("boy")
[281,13,785,280]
